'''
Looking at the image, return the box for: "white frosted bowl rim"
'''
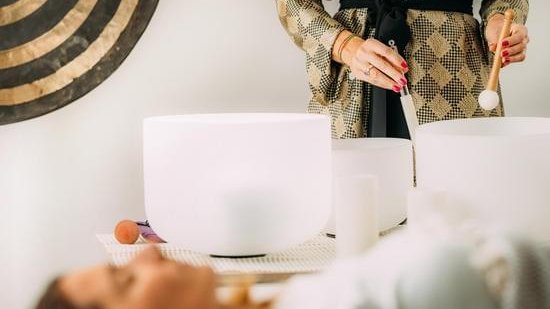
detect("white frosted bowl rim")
[333,137,412,151]
[417,117,550,138]
[144,113,329,124]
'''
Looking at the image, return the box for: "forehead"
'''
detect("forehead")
[60,265,113,306]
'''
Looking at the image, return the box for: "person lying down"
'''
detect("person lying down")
[35,231,550,309]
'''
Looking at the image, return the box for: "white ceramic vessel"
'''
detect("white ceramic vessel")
[415,117,550,244]
[143,113,332,256]
[326,138,414,234]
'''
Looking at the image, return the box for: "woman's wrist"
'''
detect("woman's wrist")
[332,30,363,65]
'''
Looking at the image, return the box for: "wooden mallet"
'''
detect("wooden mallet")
[479,9,515,110]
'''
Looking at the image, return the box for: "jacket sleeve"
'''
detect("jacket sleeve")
[276,0,346,105]
[480,0,529,24]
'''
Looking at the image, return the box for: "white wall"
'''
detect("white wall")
[0,1,548,308]
[0,2,307,308]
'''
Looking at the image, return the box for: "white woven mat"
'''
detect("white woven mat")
[97,226,403,283]
[97,234,336,279]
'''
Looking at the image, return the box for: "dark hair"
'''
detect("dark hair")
[35,277,79,309]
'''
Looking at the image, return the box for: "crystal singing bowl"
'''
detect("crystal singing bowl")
[143,113,332,256]
[416,117,550,244]
[327,138,414,234]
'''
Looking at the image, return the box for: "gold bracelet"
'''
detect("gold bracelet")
[337,33,358,64]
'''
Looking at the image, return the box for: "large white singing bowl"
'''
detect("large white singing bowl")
[143,113,332,256]
[416,117,550,244]
[328,138,414,233]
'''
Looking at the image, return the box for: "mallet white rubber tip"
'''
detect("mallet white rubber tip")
[478,90,499,110]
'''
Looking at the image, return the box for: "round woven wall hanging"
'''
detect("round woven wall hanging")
[0,0,159,125]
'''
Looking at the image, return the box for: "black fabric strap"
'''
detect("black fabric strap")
[338,0,473,138]
[340,0,474,15]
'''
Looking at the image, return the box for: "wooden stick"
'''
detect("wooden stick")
[487,9,515,91]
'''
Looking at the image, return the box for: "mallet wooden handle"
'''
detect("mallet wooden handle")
[487,9,515,91]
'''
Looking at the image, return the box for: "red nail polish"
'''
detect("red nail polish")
[505,57,510,63]
[502,50,509,57]
[400,77,408,85]
[401,61,408,69]
[392,85,401,92]
[502,40,509,47]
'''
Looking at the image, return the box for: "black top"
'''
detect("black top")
[340,0,473,15]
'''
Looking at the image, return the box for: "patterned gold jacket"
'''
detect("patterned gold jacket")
[277,0,528,138]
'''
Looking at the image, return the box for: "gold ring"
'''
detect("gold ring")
[364,63,374,76]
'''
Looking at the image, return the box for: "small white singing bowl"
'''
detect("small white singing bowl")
[143,113,332,257]
[326,138,414,234]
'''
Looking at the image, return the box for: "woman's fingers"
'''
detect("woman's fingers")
[363,66,400,91]
[504,50,526,64]
[351,38,407,90]
[502,40,526,57]
[501,24,528,47]
[348,37,408,91]
[364,38,409,72]
[500,24,529,66]
[367,52,407,87]
[350,63,401,92]
[485,14,529,67]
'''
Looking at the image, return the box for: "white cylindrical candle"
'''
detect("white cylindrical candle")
[335,174,379,258]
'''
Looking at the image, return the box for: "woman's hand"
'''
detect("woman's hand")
[334,31,408,92]
[485,13,529,68]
